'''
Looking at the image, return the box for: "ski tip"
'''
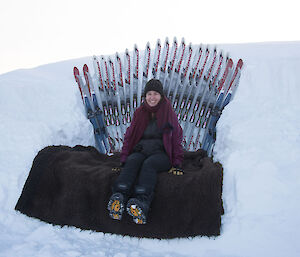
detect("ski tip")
[73,67,81,87]
[73,66,79,76]
[173,37,178,44]
[197,45,203,54]
[83,64,89,73]
[237,59,244,68]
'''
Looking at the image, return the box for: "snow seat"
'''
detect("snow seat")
[15,145,223,239]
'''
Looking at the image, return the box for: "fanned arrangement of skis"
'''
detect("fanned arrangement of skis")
[73,37,243,156]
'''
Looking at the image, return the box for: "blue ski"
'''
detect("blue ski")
[74,66,110,153]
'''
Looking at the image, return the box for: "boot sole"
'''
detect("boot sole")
[107,195,124,220]
[126,202,147,224]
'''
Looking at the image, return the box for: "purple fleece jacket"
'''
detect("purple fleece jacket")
[120,104,183,167]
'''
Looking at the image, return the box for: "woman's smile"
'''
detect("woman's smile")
[145,91,162,107]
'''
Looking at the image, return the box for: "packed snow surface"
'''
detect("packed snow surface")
[0,42,300,257]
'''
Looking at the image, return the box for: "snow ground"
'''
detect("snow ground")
[0,42,300,257]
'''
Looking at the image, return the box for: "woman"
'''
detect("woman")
[107,79,184,224]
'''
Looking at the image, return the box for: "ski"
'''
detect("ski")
[92,55,112,139]
[172,42,194,113]
[163,37,178,97]
[168,38,186,101]
[132,44,140,112]
[124,49,132,125]
[158,37,170,85]
[151,39,162,79]
[108,57,125,149]
[115,52,127,128]
[74,66,110,153]
[141,42,151,102]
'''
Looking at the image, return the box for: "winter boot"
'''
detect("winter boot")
[126,186,153,224]
[107,183,129,220]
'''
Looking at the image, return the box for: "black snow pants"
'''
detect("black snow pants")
[113,152,172,195]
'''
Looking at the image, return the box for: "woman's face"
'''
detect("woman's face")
[145,90,162,107]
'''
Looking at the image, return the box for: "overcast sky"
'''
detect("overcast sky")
[1,0,299,75]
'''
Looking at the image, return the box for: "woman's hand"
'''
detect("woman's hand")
[168,167,184,175]
[112,162,124,172]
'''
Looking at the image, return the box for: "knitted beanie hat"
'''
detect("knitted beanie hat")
[144,79,164,96]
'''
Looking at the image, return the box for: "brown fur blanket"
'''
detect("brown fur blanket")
[15,145,223,239]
